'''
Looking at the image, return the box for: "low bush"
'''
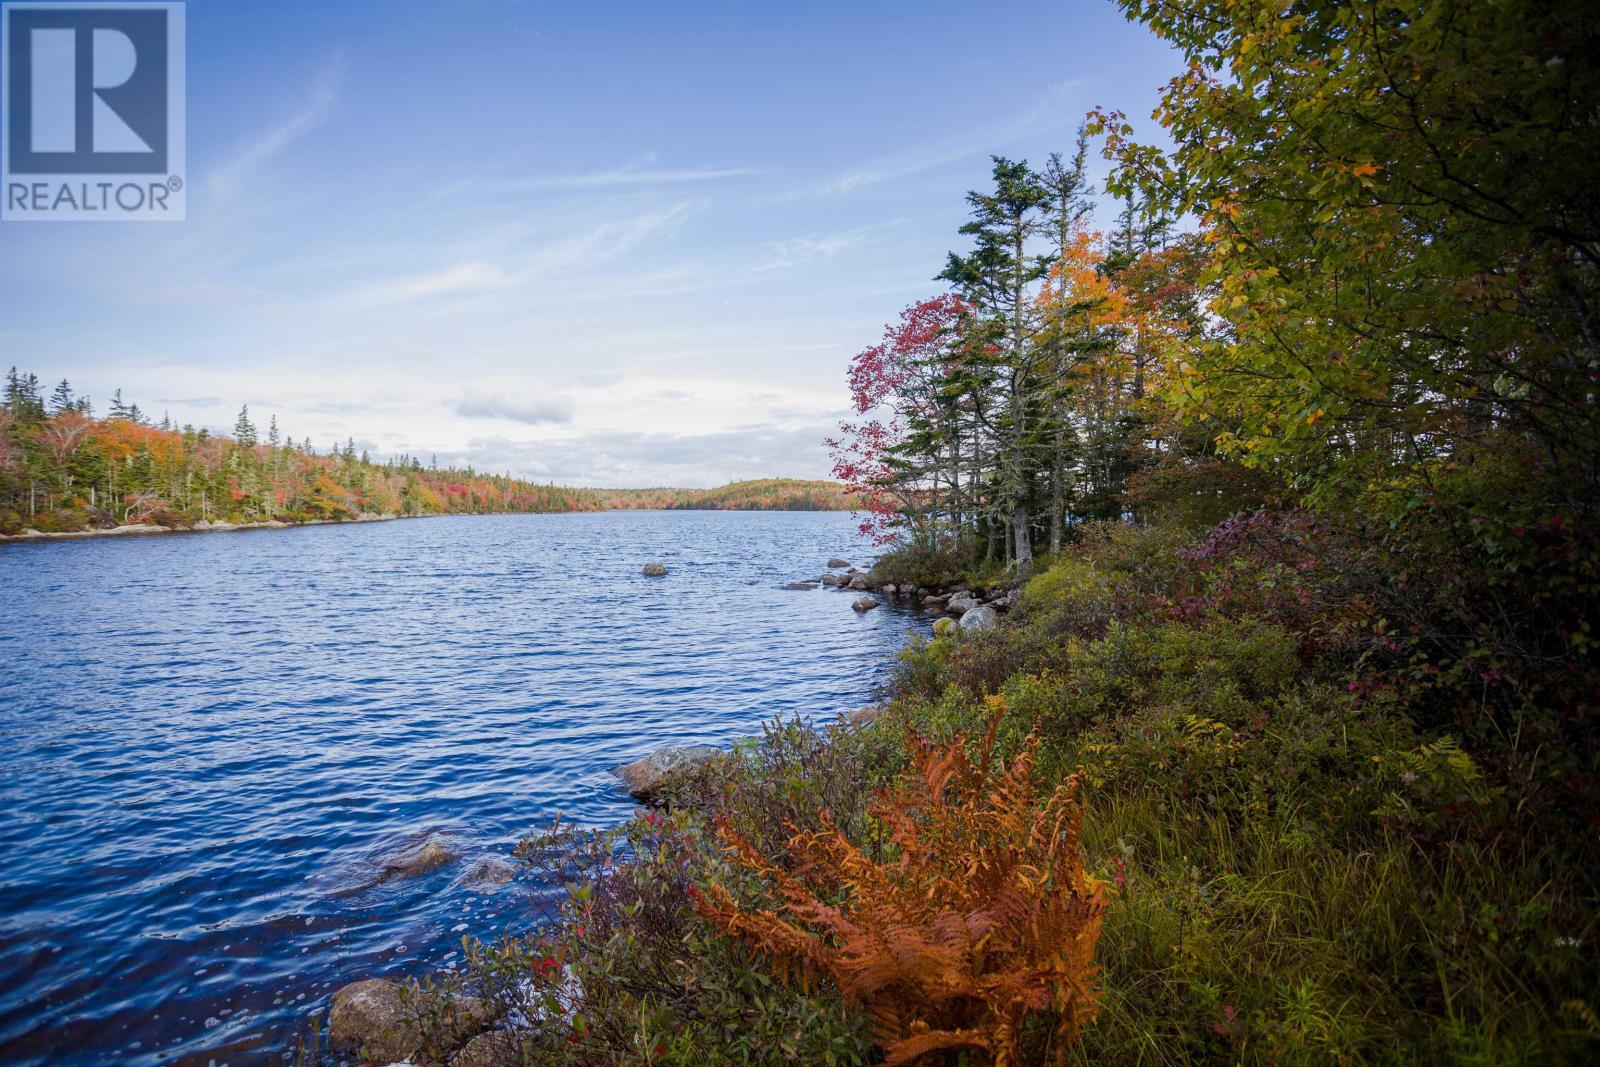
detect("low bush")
[695,716,1109,1066]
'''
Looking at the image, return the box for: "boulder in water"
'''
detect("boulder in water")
[852,596,879,612]
[641,562,668,576]
[457,854,518,893]
[826,558,851,569]
[614,745,721,803]
[375,832,459,881]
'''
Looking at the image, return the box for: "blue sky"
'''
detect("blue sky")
[0,0,1178,487]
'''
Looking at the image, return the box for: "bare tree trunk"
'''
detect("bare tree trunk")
[1049,423,1064,554]
[1013,502,1033,570]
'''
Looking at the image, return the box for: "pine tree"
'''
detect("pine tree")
[267,414,280,448]
[108,389,132,420]
[939,157,1049,569]
[234,405,257,447]
[49,379,74,416]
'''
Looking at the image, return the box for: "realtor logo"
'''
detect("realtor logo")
[2,1,185,220]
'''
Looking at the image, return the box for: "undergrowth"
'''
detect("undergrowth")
[322,513,1598,1065]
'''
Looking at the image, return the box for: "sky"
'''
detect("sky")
[0,0,1180,488]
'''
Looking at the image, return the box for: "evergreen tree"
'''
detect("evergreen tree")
[234,405,257,447]
[939,157,1049,568]
[49,379,74,416]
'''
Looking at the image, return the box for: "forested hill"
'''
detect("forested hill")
[0,370,850,535]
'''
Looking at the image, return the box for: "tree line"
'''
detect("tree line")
[830,133,1211,566]
[835,0,1597,590]
[0,371,849,534]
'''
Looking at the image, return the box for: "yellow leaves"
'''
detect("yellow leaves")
[1306,408,1326,426]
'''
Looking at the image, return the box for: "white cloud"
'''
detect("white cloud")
[455,392,575,425]
[440,422,836,487]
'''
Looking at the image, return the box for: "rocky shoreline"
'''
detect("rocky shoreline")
[0,512,405,543]
[320,552,1021,1063]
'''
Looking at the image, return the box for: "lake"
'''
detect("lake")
[0,511,928,1065]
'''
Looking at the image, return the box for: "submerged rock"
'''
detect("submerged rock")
[641,562,668,576]
[457,854,518,893]
[614,745,721,803]
[784,579,820,590]
[826,558,851,568]
[960,605,999,632]
[382,834,459,880]
[852,596,879,612]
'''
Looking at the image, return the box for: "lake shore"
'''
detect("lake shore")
[0,512,407,543]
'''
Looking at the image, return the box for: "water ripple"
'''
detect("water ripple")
[0,511,926,1065]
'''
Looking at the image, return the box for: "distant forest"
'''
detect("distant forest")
[0,368,849,534]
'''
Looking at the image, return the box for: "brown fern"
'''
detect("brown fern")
[694,705,1109,1065]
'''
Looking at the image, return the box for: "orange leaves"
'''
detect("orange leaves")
[694,713,1109,1065]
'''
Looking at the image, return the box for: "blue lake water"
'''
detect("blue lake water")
[0,511,928,1065]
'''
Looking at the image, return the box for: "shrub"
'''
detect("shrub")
[695,717,1110,1066]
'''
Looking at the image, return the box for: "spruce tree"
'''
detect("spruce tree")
[49,379,74,416]
[234,405,257,447]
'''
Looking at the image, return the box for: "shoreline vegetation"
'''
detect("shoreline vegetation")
[0,370,853,541]
[307,1,1595,1063]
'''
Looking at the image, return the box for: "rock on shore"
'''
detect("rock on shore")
[614,745,721,802]
[959,605,999,632]
[328,978,495,1063]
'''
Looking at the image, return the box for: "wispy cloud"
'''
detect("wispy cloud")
[208,54,345,197]
[455,392,575,426]
[754,221,902,272]
[805,79,1081,198]
[351,261,512,305]
[506,165,762,192]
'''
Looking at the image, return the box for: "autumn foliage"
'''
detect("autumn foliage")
[694,707,1108,1065]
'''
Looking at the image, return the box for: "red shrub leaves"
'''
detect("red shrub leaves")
[694,719,1109,1065]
